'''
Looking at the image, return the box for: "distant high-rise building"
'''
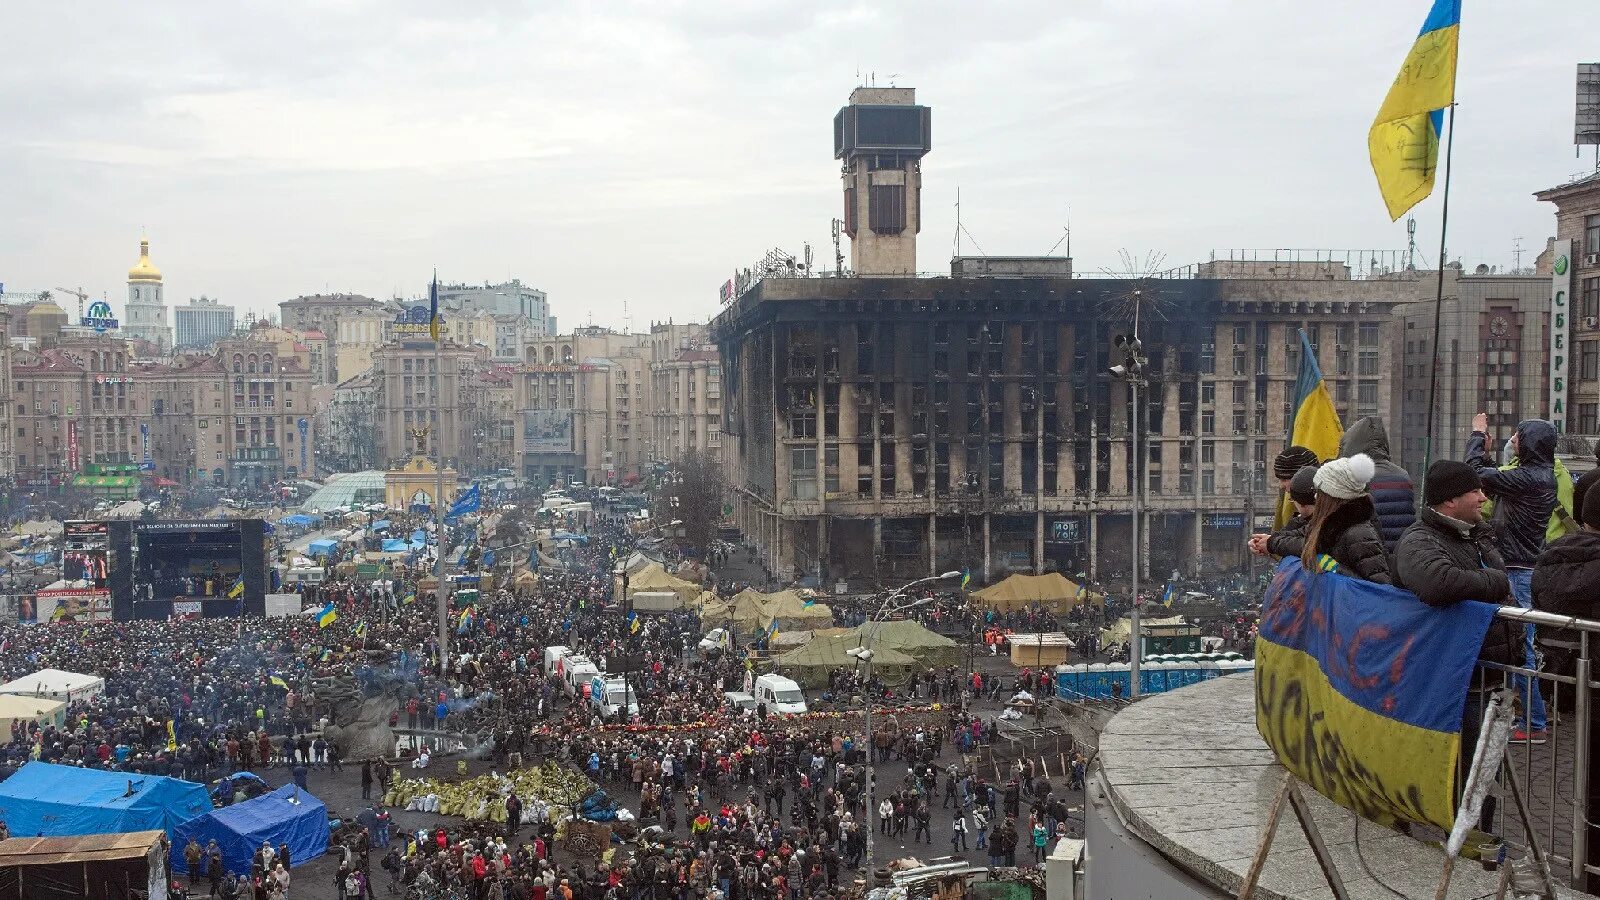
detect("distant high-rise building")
[436,280,555,335]
[173,295,236,350]
[122,237,170,353]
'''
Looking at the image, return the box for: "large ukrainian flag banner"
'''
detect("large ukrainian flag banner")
[1368,0,1460,221]
[1276,330,1343,527]
[1255,558,1496,830]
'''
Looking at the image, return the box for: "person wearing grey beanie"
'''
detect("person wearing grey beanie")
[1300,453,1392,583]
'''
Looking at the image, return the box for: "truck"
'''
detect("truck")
[563,655,600,697]
[753,673,808,715]
[542,645,572,678]
[629,590,683,613]
[588,674,640,718]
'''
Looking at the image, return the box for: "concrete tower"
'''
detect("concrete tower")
[123,236,170,353]
[834,86,932,275]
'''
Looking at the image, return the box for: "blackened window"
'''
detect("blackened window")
[869,184,906,233]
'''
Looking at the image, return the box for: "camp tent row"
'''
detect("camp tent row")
[773,619,961,688]
[698,589,834,637]
[970,572,1103,614]
[0,763,328,877]
[622,562,702,605]
[0,668,105,703]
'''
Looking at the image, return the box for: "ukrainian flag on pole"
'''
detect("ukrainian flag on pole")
[1368,0,1460,221]
[1277,330,1344,527]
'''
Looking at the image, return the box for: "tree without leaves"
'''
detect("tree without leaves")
[661,450,724,557]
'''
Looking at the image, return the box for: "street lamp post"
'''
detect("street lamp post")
[1110,293,1149,697]
[850,570,960,874]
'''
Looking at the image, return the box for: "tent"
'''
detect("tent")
[845,619,963,669]
[1100,614,1187,650]
[370,519,392,532]
[0,695,66,734]
[0,830,170,900]
[751,590,834,633]
[305,539,339,558]
[380,539,408,553]
[626,563,701,604]
[0,669,106,703]
[972,572,1103,613]
[0,762,212,838]
[773,635,918,688]
[169,784,329,877]
[277,514,318,528]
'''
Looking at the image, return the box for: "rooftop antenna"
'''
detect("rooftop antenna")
[622,299,631,334]
[954,187,962,258]
[1512,236,1525,271]
[1405,217,1418,271]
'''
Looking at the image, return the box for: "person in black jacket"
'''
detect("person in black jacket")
[1249,465,1317,560]
[1533,485,1600,892]
[1300,454,1391,584]
[1338,416,1416,552]
[1574,448,1600,527]
[1393,460,1521,846]
[1466,415,1564,740]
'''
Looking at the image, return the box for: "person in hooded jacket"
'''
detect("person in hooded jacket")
[1251,465,1318,560]
[1466,415,1574,742]
[1300,454,1391,584]
[1533,485,1600,892]
[1338,416,1416,552]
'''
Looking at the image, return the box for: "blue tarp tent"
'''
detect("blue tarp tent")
[306,539,338,558]
[170,784,329,876]
[410,529,427,544]
[371,520,392,532]
[0,761,212,837]
[381,539,407,552]
[277,514,317,528]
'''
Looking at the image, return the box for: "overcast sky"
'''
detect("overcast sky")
[2,1,1593,330]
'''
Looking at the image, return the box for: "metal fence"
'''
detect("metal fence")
[1473,604,1599,890]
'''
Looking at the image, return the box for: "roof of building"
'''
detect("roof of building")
[127,239,161,283]
[1535,169,1600,200]
[676,349,719,362]
[13,349,84,375]
[334,370,375,391]
[301,329,327,340]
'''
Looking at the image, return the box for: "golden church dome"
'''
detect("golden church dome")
[127,238,162,283]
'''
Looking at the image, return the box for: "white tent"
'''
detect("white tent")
[0,695,65,733]
[0,669,106,703]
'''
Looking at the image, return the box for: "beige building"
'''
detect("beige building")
[12,336,141,485]
[371,340,481,470]
[1536,172,1600,440]
[647,322,722,464]
[512,328,651,488]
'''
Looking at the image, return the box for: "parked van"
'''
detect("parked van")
[589,675,639,718]
[723,691,757,714]
[564,655,600,697]
[542,646,572,679]
[753,673,808,715]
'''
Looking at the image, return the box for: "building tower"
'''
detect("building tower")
[834,86,932,275]
[123,236,170,353]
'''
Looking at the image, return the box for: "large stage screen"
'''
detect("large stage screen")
[108,519,266,620]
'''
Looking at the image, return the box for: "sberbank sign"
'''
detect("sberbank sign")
[1550,240,1571,433]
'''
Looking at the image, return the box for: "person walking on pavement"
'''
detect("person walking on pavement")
[950,814,968,852]
[1466,415,1574,743]
[360,759,373,800]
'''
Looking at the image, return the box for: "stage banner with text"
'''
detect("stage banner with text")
[1255,557,1496,831]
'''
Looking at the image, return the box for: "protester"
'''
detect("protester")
[1338,416,1416,552]
[1298,454,1391,583]
[1466,415,1572,742]
[1249,465,1318,560]
[1533,483,1600,893]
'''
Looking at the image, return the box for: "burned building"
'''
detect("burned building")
[710,267,1413,587]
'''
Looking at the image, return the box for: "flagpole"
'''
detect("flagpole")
[1421,102,1458,497]
[433,270,450,677]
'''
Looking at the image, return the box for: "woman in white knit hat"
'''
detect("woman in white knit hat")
[1302,453,1393,584]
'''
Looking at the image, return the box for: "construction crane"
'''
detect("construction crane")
[54,286,90,320]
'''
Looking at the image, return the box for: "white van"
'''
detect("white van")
[698,628,731,653]
[564,655,601,697]
[753,673,808,715]
[589,675,640,718]
[723,691,757,714]
[543,646,572,679]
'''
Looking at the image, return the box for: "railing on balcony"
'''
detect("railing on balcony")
[1473,604,1600,890]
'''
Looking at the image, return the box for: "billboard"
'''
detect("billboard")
[1551,239,1572,433]
[523,409,574,453]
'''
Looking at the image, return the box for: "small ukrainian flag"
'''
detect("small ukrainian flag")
[227,576,245,600]
[1161,583,1177,608]
[269,676,289,690]
[628,612,641,635]
[317,603,338,628]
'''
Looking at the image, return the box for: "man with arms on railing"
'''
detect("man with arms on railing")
[1533,480,1600,892]
[1393,460,1523,849]
[1465,414,1572,743]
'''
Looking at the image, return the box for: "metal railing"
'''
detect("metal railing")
[1472,604,1600,890]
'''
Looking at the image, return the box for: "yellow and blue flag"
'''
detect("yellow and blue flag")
[960,569,971,591]
[1278,329,1344,527]
[764,621,779,645]
[354,620,368,638]
[227,576,245,600]
[628,612,640,635]
[269,675,289,690]
[1161,583,1176,608]
[317,602,337,628]
[1368,0,1460,220]
[1255,557,1496,831]
[401,591,416,605]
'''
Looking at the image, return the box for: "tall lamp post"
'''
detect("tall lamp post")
[849,570,961,874]
[1109,293,1149,697]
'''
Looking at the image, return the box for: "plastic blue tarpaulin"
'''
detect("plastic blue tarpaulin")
[371,520,392,532]
[0,761,213,837]
[277,514,317,527]
[306,539,338,557]
[381,539,407,552]
[410,529,427,544]
[170,784,329,876]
